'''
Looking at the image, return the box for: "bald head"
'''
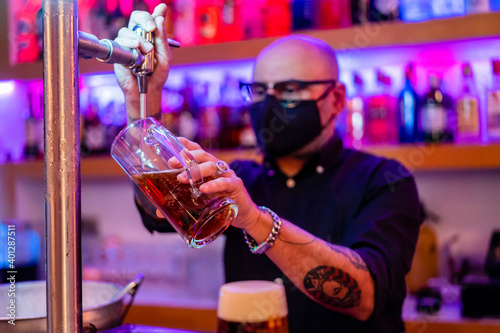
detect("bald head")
[253,35,340,83]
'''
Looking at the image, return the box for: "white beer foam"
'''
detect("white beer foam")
[217,280,288,323]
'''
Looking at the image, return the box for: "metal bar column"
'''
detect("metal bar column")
[43,0,82,332]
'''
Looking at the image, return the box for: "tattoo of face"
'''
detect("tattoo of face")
[328,245,368,272]
[303,266,361,308]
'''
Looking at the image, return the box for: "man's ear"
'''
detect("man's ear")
[332,83,346,113]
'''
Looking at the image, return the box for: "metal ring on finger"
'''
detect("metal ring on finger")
[215,160,229,176]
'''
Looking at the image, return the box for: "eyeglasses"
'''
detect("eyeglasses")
[239,79,337,104]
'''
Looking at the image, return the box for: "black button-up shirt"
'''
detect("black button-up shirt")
[137,136,422,333]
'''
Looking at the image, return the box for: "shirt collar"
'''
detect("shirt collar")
[263,134,344,175]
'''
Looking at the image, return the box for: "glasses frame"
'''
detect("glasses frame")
[239,79,337,105]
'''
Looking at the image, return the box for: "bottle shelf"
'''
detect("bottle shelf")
[1,12,500,81]
[2,143,500,181]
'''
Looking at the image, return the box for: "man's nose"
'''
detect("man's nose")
[265,84,276,96]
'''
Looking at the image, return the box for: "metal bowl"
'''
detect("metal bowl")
[0,274,143,333]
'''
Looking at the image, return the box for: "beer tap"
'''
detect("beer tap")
[78,29,180,118]
[132,25,153,119]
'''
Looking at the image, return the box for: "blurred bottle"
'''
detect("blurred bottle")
[293,0,317,30]
[220,0,244,42]
[344,73,365,149]
[431,0,466,18]
[16,2,41,63]
[317,0,352,29]
[218,75,245,149]
[89,0,112,39]
[420,74,454,143]
[197,82,221,149]
[264,0,292,36]
[398,63,421,143]
[106,1,128,39]
[369,0,400,21]
[82,99,106,155]
[239,109,257,148]
[465,0,491,13]
[350,0,369,25]
[399,0,433,22]
[23,92,43,160]
[177,81,198,141]
[198,0,219,44]
[486,59,500,141]
[242,0,266,39]
[173,0,198,46]
[365,71,397,145]
[162,0,176,37]
[456,63,481,143]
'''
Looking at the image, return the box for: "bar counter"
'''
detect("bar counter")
[122,295,500,333]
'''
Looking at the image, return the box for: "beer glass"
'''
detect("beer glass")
[217,280,289,333]
[111,117,238,248]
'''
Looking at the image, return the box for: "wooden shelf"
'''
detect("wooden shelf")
[364,143,500,171]
[1,12,499,81]
[2,144,500,181]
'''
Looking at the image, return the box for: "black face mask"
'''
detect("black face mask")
[249,92,335,157]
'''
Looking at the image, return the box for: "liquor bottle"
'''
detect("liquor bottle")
[456,63,481,143]
[292,0,317,30]
[23,92,43,160]
[196,81,221,149]
[398,63,420,143]
[16,3,41,63]
[344,73,365,149]
[173,0,198,46]
[82,99,106,155]
[107,2,128,39]
[198,0,219,44]
[399,0,433,22]
[369,0,399,22]
[241,0,266,39]
[219,75,246,149]
[265,0,292,37]
[177,80,198,141]
[431,0,466,19]
[317,0,352,29]
[351,0,369,25]
[420,75,454,143]
[486,59,500,141]
[365,71,398,145]
[217,0,244,42]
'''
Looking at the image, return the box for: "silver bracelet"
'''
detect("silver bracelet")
[242,206,282,255]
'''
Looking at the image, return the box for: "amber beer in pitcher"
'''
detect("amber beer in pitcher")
[132,169,235,242]
[217,281,289,333]
[111,117,238,248]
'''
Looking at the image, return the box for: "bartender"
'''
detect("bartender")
[114,4,422,332]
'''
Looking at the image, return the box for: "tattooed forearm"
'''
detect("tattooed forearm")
[303,266,361,308]
[328,244,368,272]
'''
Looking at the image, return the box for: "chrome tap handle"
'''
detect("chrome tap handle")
[132,25,154,78]
[78,31,143,68]
[78,30,179,71]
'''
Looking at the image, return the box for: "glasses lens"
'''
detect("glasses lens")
[273,81,303,101]
[240,83,252,103]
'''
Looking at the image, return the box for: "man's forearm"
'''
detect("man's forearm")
[245,213,375,321]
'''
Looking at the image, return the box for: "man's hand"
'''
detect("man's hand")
[114,4,172,120]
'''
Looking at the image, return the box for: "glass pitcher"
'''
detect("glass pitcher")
[111,117,238,248]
